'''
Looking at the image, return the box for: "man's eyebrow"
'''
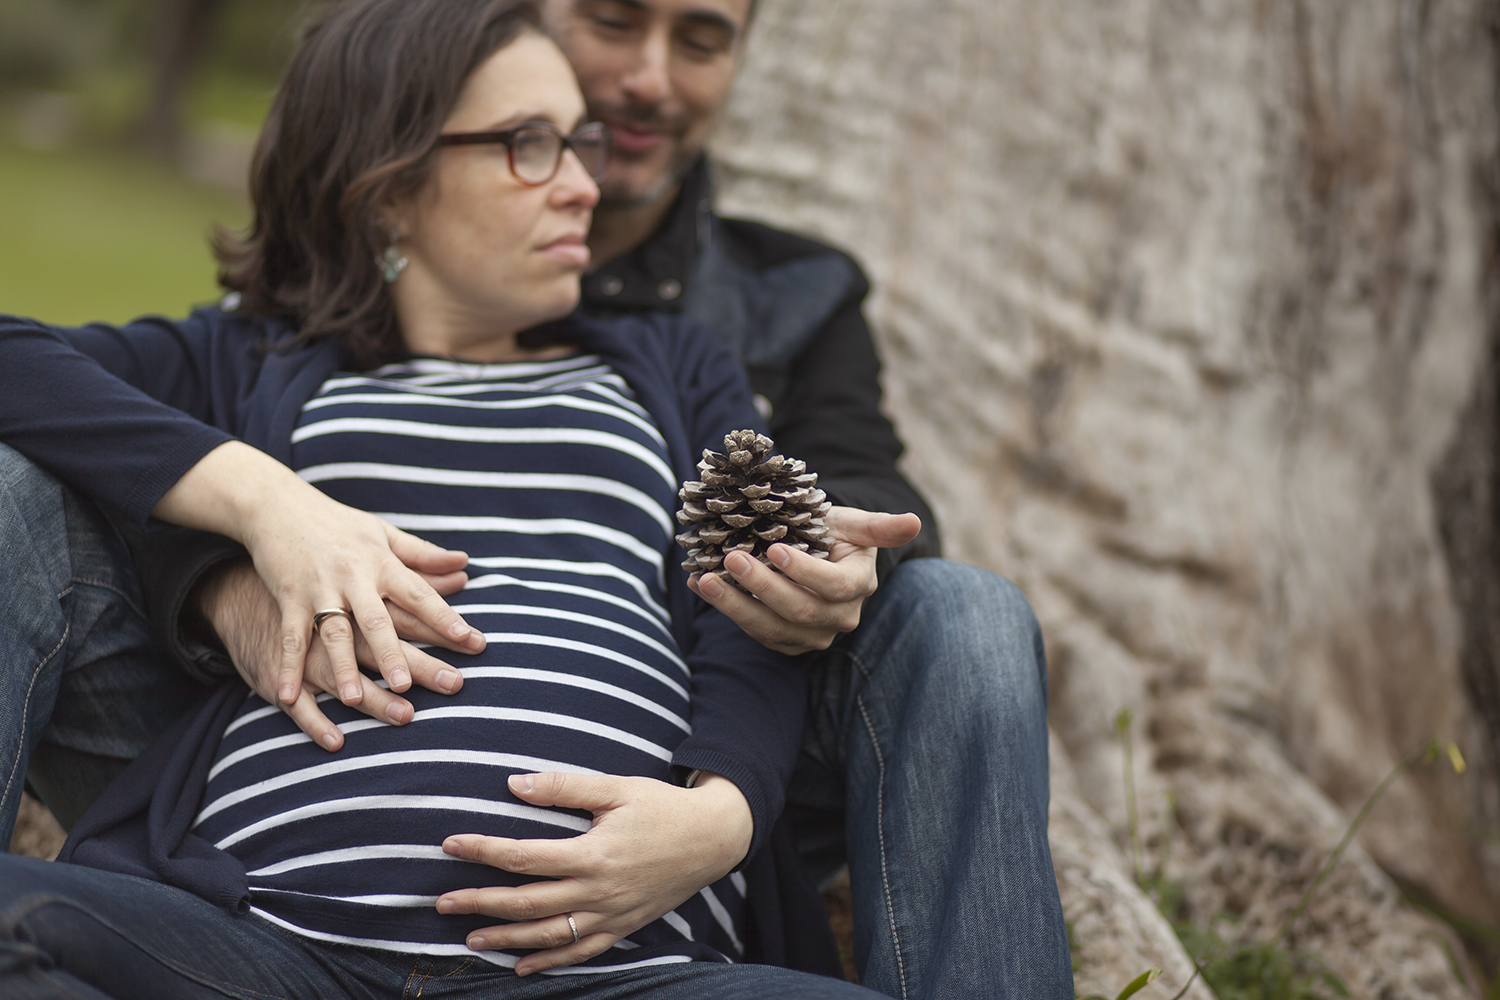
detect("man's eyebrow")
[596,0,741,37]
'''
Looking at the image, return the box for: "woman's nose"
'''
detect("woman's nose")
[551,149,601,210]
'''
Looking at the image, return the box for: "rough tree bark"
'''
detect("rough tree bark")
[714,0,1500,995]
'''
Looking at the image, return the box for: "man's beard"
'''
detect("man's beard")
[598,146,700,209]
[589,99,700,209]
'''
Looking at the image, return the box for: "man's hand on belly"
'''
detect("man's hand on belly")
[435,771,753,975]
[197,558,477,749]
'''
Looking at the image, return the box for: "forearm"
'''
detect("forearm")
[0,316,233,524]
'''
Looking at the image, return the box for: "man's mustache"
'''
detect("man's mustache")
[588,100,691,136]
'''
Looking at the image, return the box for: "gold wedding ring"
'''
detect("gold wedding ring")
[312,608,353,634]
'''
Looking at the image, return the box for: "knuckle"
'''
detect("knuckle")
[541,926,571,949]
[281,631,306,655]
[507,896,540,921]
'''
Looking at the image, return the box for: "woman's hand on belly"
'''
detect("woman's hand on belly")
[435,771,753,976]
[163,441,486,707]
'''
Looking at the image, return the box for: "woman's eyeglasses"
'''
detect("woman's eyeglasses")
[436,121,610,185]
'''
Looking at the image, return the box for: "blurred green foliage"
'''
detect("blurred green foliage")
[0,0,300,324]
[0,141,247,323]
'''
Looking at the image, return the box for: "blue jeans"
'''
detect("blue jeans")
[0,443,204,838]
[788,559,1073,999]
[0,854,881,999]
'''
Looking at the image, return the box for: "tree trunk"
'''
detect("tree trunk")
[715,0,1500,993]
[135,0,224,159]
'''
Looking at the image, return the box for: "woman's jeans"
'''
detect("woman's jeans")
[0,854,880,1000]
[0,442,1072,998]
[0,443,203,836]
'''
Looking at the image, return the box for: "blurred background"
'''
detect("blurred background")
[0,0,306,324]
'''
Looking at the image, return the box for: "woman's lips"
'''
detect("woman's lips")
[538,235,590,268]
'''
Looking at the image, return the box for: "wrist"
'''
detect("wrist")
[690,772,754,870]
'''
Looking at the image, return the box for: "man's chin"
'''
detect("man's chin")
[598,152,699,210]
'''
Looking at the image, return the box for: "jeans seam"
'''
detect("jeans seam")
[0,626,68,812]
[1,893,293,1000]
[851,649,909,1000]
[68,576,149,623]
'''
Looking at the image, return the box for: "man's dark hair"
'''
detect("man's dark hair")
[216,0,542,370]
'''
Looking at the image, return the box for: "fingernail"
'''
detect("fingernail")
[391,669,411,690]
[321,733,339,751]
[340,683,360,702]
[385,703,407,724]
[508,773,535,794]
[443,836,461,853]
[436,898,455,914]
[465,632,485,650]
[279,684,296,703]
[449,620,470,638]
[724,551,748,575]
[698,574,724,599]
[437,669,459,691]
[467,936,484,950]
[769,545,791,568]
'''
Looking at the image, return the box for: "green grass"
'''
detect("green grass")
[0,141,247,326]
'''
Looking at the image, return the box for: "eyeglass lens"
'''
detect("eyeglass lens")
[511,124,608,184]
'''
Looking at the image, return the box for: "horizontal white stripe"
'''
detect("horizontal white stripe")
[700,886,744,955]
[292,421,675,490]
[209,719,391,782]
[463,574,671,637]
[253,888,440,908]
[248,842,455,876]
[376,356,603,380]
[200,749,600,823]
[210,694,676,783]
[414,705,673,761]
[301,392,667,448]
[455,604,683,670]
[246,907,702,974]
[457,667,689,731]
[376,514,664,575]
[301,464,673,536]
[480,632,689,694]
[463,558,668,619]
[321,362,612,395]
[214,793,590,850]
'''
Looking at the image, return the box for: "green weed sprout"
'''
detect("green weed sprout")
[1273,738,1466,943]
[1080,967,1162,1000]
[1110,706,1466,999]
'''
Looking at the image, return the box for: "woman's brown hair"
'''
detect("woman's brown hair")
[216,0,542,370]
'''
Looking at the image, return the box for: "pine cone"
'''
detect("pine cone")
[676,430,834,583]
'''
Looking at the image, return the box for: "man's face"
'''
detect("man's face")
[543,0,752,208]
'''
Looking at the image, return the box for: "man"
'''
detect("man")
[4,0,1072,996]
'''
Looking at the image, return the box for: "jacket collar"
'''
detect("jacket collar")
[580,156,714,315]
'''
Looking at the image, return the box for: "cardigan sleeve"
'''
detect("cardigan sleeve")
[0,312,237,526]
[660,321,809,864]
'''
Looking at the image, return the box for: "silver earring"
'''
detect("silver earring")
[378,226,408,284]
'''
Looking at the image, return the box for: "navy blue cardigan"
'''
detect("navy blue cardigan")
[0,306,839,974]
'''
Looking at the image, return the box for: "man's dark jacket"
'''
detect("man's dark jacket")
[581,157,940,574]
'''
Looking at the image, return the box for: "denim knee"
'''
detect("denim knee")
[864,558,1048,710]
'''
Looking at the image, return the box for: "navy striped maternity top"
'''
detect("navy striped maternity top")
[191,355,746,973]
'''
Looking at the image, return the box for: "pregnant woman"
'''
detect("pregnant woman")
[0,0,879,996]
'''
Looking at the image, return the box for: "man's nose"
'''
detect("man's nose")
[619,29,672,106]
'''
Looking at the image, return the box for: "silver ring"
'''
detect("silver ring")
[567,913,580,943]
[312,608,353,634]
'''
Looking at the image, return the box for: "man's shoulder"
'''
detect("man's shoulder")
[711,213,869,291]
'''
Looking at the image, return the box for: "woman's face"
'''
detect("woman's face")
[390,32,600,358]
